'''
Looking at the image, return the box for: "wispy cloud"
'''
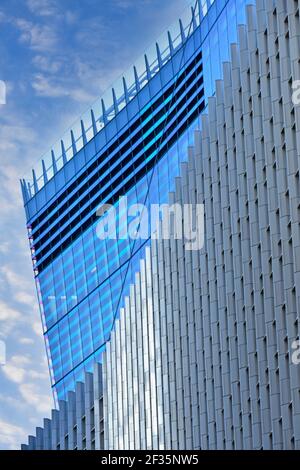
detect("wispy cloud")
[1,355,31,384]
[0,265,36,298]
[0,301,21,322]
[13,18,58,51]
[19,337,35,345]
[31,54,63,74]
[32,320,44,337]
[112,0,153,10]
[19,383,53,414]
[31,73,96,103]
[0,301,21,335]
[26,0,59,17]
[0,419,26,450]
[2,354,52,412]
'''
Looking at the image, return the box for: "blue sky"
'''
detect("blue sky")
[0,0,190,450]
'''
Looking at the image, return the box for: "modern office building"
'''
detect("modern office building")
[22,0,300,450]
[21,0,253,401]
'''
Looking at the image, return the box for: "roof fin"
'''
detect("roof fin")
[122,77,129,103]
[20,179,28,203]
[168,31,174,55]
[27,182,32,198]
[133,66,140,92]
[51,150,57,174]
[91,109,98,136]
[144,54,151,81]
[156,42,163,68]
[101,99,108,125]
[61,140,67,165]
[81,120,87,146]
[42,159,48,184]
[32,169,38,194]
[191,6,197,30]
[179,19,185,42]
[70,130,77,156]
[112,88,119,115]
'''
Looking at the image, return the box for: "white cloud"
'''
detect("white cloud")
[19,383,53,414]
[32,73,68,98]
[113,0,152,9]
[26,0,58,17]
[0,301,20,322]
[0,394,27,411]
[28,369,49,380]
[31,73,96,103]
[2,363,25,384]
[0,419,26,450]
[1,355,31,383]
[32,320,43,337]
[19,337,35,345]
[0,265,35,297]
[32,55,62,74]
[0,241,10,255]
[7,16,58,52]
[2,353,48,385]
[10,355,31,366]
[0,115,38,189]
[14,291,37,308]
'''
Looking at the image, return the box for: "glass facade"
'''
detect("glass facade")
[22,0,254,401]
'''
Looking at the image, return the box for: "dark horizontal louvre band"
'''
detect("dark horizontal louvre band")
[30,50,203,234]
[35,93,205,273]
[34,69,204,255]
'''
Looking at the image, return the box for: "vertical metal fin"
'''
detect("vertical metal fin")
[179,19,185,42]
[122,77,129,103]
[144,54,151,81]
[61,140,67,165]
[20,179,27,203]
[112,88,119,115]
[101,99,108,125]
[198,0,204,20]
[134,66,140,92]
[24,179,30,201]
[168,31,174,55]
[156,42,163,68]
[27,182,32,198]
[51,150,57,174]
[81,120,87,146]
[191,6,197,30]
[91,109,98,136]
[71,130,77,156]
[42,159,48,184]
[32,169,38,194]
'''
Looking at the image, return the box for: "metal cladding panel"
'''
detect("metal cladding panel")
[103,0,300,450]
